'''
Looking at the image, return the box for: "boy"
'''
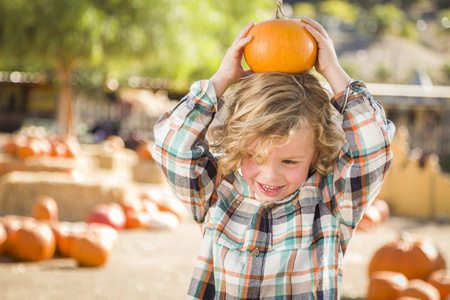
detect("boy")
[152,18,394,299]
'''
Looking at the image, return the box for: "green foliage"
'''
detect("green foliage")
[142,0,274,89]
[442,61,450,83]
[0,0,273,90]
[400,21,418,40]
[437,9,450,35]
[318,1,360,25]
[0,0,168,70]
[293,3,317,18]
[368,3,405,35]
[0,0,447,90]
[376,62,393,82]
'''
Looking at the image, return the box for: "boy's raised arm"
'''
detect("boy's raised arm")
[302,17,352,95]
[210,21,255,99]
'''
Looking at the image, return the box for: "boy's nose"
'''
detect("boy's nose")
[260,163,281,181]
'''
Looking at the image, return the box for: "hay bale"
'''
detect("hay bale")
[133,161,167,184]
[81,144,138,180]
[0,171,138,222]
[0,153,98,177]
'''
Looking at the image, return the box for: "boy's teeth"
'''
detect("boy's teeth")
[262,184,280,192]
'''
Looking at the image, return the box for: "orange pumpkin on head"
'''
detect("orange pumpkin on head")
[243,0,317,73]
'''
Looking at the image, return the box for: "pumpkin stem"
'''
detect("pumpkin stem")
[271,0,286,20]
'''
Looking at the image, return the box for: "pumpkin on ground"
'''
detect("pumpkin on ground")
[367,271,409,300]
[86,203,126,230]
[124,209,151,229]
[50,221,88,257]
[1,215,34,254]
[399,279,440,300]
[368,233,446,280]
[243,0,317,73]
[372,198,390,222]
[427,269,450,300]
[69,225,117,267]
[7,219,56,262]
[357,204,383,232]
[136,141,155,161]
[121,199,145,229]
[32,195,59,221]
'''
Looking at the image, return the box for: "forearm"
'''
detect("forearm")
[210,72,232,100]
[321,64,352,95]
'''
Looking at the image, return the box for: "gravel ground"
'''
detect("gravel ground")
[1,216,449,300]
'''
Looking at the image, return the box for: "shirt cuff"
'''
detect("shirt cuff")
[330,80,367,114]
[189,80,221,112]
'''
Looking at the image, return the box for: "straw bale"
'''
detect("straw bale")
[0,171,138,222]
[0,153,98,177]
[81,144,138,169]
[81,144,138,180]
[133,161,167,184]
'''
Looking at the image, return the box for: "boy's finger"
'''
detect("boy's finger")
[230,35,253,53]
[236,21,255,41]
[301,17,329,39]
[243,69,254,77]
[236,36,253,49]
[304,23,325,44]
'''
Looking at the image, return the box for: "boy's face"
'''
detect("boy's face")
[241,128,317,203]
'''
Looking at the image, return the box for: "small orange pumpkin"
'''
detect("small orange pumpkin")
[368,233,446,281]
[136,141,155,161]
[399,279,440,300]
[70,226,116,267]
[49,221,88,257]
[124,210,151,229]
[1,215,35,254]
[427,269,450,300]
[8,219,56,262]
[243,0,317,73]
[357,204,382,232]
[372,198,390,222]
[120,197,152,229]
[367,271,408,300]
[32,195,59,221]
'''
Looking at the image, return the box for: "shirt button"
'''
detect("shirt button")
[231,201,240,209]
[292,199,299,206]
[251,248,260,257]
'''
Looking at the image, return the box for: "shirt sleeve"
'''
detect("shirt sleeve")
[151,80,222,224]
[323,81,395,248]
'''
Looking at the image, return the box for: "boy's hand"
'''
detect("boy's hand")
[302,17,351,94]
[210,21,255,99]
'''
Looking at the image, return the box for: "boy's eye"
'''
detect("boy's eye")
[282,160,298,165]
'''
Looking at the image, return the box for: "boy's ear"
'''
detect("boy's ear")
[312,150,319,163]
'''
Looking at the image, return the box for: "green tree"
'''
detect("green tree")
[0,0,173,135]
[319,0,360,26]
[0,0,273,135]
[137,0,273,89]
[368,3,405,35]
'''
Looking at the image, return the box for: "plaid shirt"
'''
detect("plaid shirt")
[152,80,395,300]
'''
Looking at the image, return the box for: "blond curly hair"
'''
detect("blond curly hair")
[209,72,345,176]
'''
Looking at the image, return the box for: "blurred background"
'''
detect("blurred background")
[0,0,450,299]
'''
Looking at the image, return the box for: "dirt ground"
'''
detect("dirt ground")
[1,216,449,300]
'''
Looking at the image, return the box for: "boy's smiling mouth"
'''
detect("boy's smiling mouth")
[258,182,285,195]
